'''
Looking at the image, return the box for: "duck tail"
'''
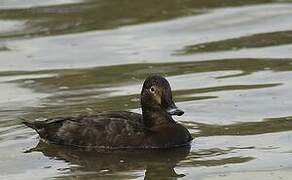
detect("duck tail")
[21,118,44,131]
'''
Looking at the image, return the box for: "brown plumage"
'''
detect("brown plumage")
[23,75,193,149]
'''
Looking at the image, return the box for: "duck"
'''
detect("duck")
[23,74,193,150]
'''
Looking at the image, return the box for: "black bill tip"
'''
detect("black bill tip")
[166,107,184,116]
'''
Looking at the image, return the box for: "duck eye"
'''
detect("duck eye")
[150,87,155,93]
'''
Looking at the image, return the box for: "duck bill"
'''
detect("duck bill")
[166,104,184,116]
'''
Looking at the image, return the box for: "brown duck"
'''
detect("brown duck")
[23,75,193,150]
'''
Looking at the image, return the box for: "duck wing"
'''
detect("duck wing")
[23,111,149,149]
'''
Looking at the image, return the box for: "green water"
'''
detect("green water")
[1,0,292,179]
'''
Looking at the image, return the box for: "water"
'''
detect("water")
[1,0,292,179]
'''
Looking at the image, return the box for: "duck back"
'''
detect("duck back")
[24,112,146,149]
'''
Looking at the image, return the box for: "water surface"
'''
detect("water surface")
[1,0,292,179]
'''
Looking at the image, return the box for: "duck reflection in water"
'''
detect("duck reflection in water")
[27,142,190,179]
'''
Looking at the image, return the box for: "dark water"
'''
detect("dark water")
[1,0,292,179]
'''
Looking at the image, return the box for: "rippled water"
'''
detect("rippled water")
[1,0,292,179]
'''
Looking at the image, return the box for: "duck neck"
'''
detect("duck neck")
[142,106,175,128]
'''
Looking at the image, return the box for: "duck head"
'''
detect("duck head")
[141,74,184,116]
